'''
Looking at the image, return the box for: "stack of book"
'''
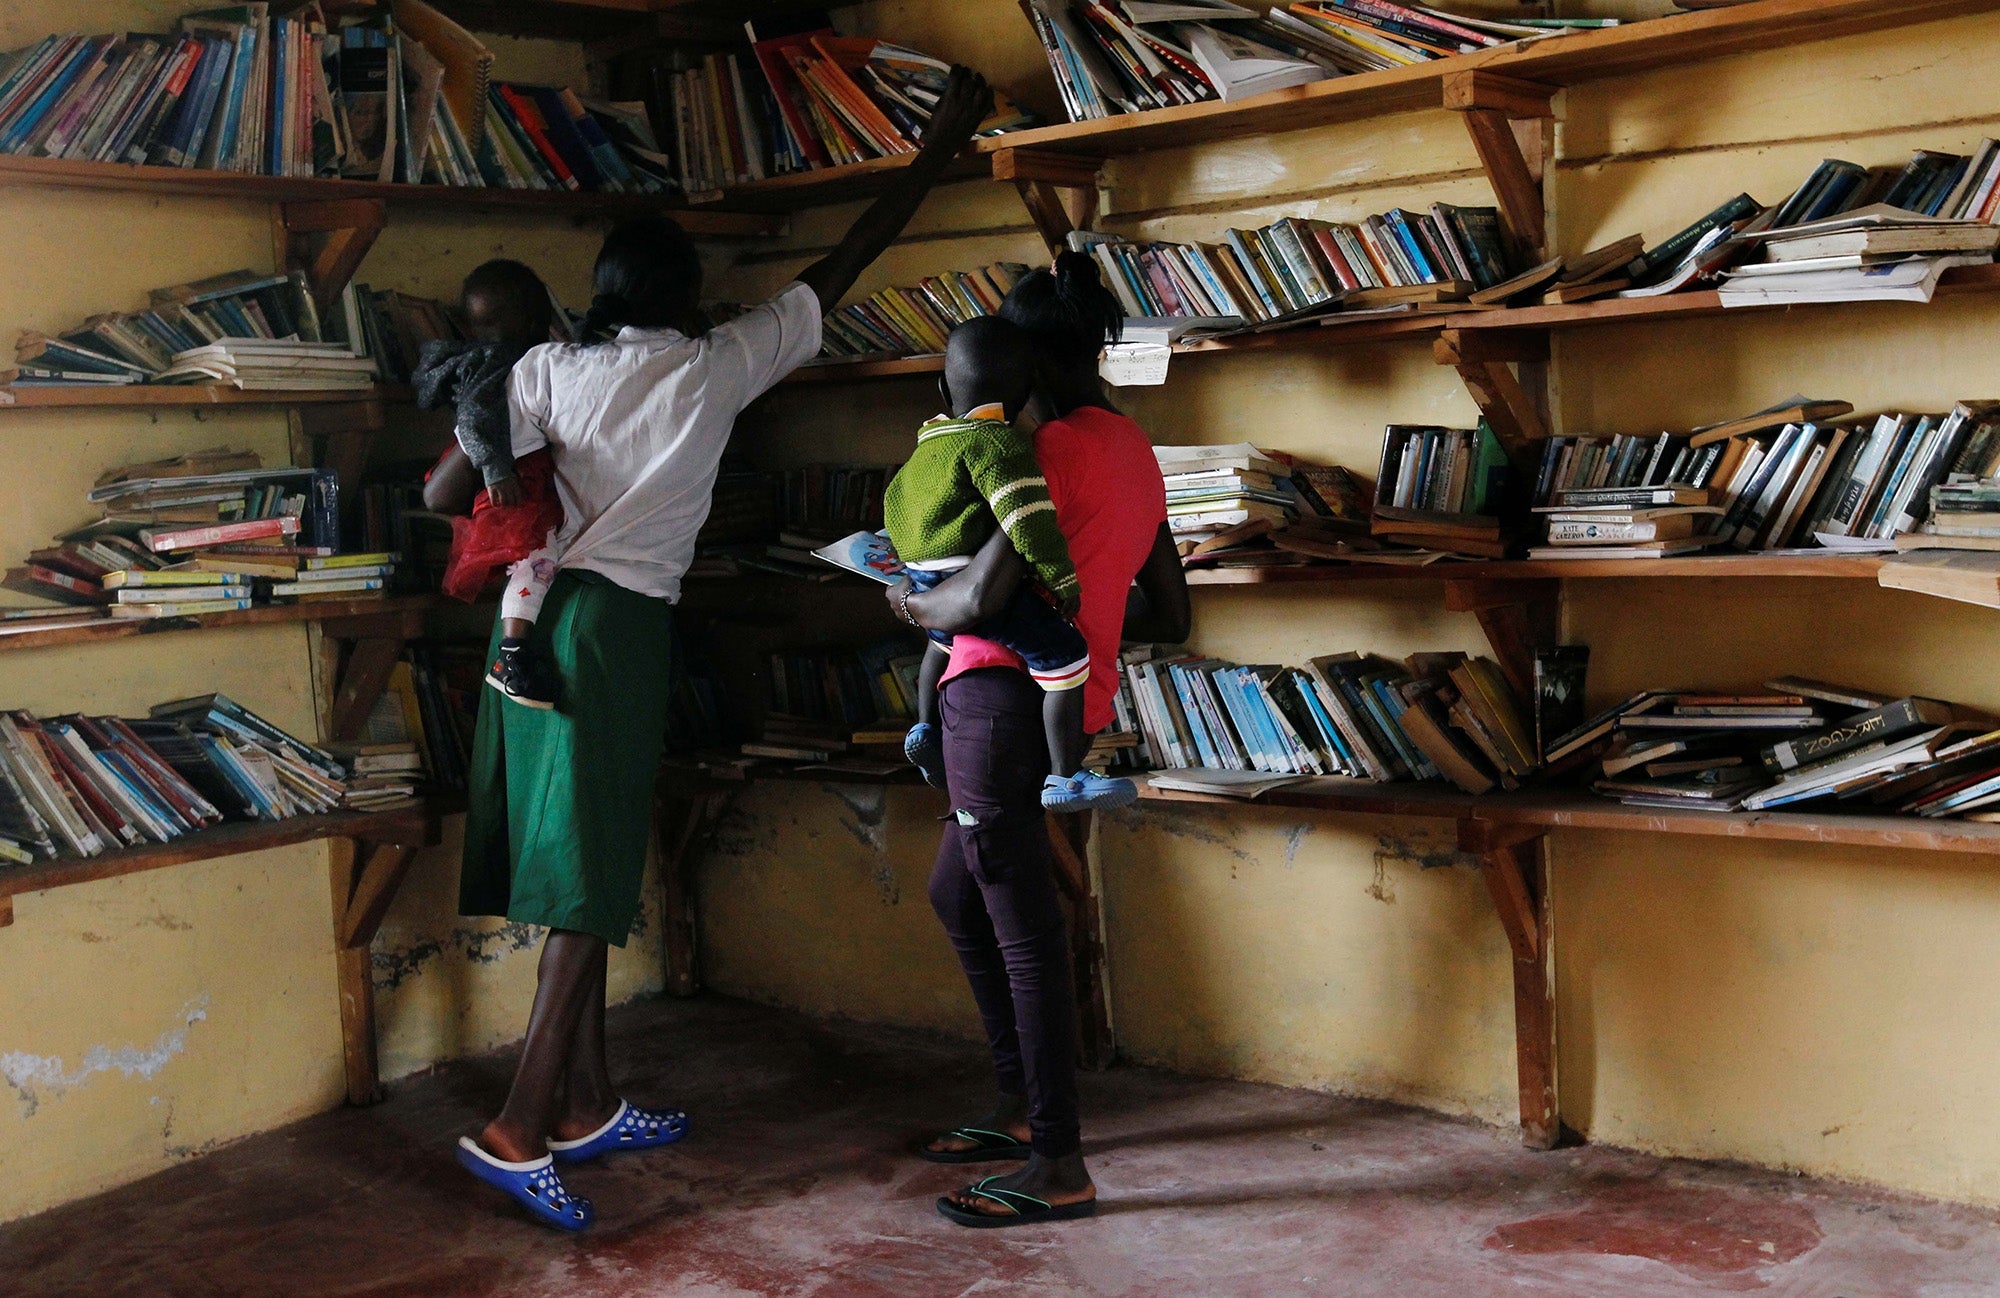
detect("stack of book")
[1370,423,1510,558]
[155,339,375,390]
[1161,445,1377,570]
[1276,2,1605,73]
[733,637,925,775]
[671,18,1034,194]
[1529,485,1722,560]
[0,692,381,863]
[0,4,675,193]
[1069,203,1512,330]
[813,262,1030,359]
[1574,681,2000,817]
[12,268,328,387]
[3,450,395,618]
[1718,205,2000,308]
[1912,477,2000,549]
[348,643,473,798]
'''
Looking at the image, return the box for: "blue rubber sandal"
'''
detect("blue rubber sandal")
[904,722,947,790]
[1041,771,1139,814]
[936,1175,1100,1228]
[455,1137,594,1231]
[547,1099,688,1163]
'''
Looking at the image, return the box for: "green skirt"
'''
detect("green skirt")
[459,569,675,946]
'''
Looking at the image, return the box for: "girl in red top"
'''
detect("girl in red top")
[890,253,1192,1227]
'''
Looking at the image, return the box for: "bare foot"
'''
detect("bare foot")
[478,1118,545,1164]
[926,1094,1031,1157]
[552,1102,621,1144]
[943,1152,1096,1216]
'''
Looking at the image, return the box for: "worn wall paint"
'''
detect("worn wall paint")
[697,0,2000,1210]
[0,13,661,1222]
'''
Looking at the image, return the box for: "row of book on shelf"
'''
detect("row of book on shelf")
[810,139,2000,367]
[1023,0,1608,123]
[0,1,677,194]
[2,448,398,635]
[0,635,478,866]
[663,12,1035,196]
[1116,641,2000,824]
[12,265,465,390]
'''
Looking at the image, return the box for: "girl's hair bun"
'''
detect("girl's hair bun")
[1052,250,1100,292]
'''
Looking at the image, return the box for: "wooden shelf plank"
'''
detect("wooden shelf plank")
[0,595,443,653]
[0,803,440,903]
[1185,555,1887,585]
[0,154,784,236]
[1136,781,2000,858]
[0,383,410,410]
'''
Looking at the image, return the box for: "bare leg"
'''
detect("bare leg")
[479,928,607,1162]
[553,942,617,1142]
[502,616,534,640]
[915,642,948,729]
[1044,687,1089,779]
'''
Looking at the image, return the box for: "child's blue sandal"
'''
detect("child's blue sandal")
[547,1099,689,1163]
[1041,770,1138,813]
[904,722,948,790]
[455,1137,594,1231]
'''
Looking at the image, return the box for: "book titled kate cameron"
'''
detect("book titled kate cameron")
[811,531,904,584]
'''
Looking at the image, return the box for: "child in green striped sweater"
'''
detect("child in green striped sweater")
[884,318,1137,813]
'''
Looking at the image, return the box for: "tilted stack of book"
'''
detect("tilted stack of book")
[1069,202,1514,332]
[1157,443,1376,569]
[812,262,1030,360]
[0,691,393,865]
[1577,682,2000,818]
[2,449,394,624]
[11,264,462,390]
[1123,646,1537,798]
[0,2,676,193]
[670,16,1035,195]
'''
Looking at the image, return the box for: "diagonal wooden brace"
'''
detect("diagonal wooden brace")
[1443,578,1559,699]
[282,199,387,309]
[1046,810,1115,1071]
[993,148,1103,257]
[1458,821,1558,1149]
[330,821,437,1106]
[1437,328,1551,463]
[1443,72,1556,266]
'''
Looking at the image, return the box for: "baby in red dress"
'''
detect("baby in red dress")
[416,260,565,708]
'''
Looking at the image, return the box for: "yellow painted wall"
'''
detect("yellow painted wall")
[0,12,662,1222]
[701,0,2000,1208]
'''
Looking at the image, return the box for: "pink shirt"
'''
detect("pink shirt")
[943,407,1167,733]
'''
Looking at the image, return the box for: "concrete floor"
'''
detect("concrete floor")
[6,996,2000,1298]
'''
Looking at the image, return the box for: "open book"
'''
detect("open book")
[811,531,904,584]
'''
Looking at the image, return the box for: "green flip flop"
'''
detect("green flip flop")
[936,1176,1099,1228]
[919,1126,1033,1164]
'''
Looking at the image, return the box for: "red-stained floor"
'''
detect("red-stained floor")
[6,994,1998,1297]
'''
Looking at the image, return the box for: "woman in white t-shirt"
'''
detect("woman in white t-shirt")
[450,70,996,1232]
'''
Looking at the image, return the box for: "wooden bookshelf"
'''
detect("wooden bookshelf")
[1136,780,2000,859]
[0,595,441,653]
[1185,554,1889,585]
[0,154,785,236]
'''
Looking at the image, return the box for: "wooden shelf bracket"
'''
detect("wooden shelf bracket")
[281,198,388,308]
[330,826,437,1106]
[651,774,735,998]
[1436,326,1551,463]
[992,148,1102,257]
[1046,810,1115,1070]
[1442,577,1560,699]
[1459,819,1558,1149]
[1442,71,1556,266]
